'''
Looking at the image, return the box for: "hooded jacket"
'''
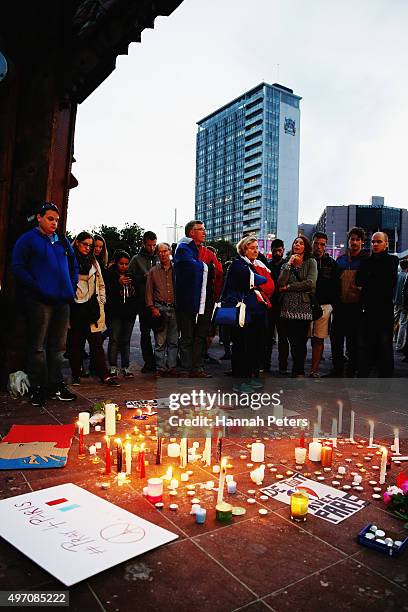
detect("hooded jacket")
[128,246,158,302]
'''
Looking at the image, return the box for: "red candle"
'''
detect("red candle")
[78,421,85,456]
[321,445,333,467]
[300,431,305,448]
[104,435,111,474]
[139,451,146,479]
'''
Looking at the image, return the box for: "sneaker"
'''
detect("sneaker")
[49,383,77,401]
[122,368,134,378]
[71,377,81,386]
[30,386,46,407]
[103,377,121,387]
[309,372,320,379]
[109,367,118,377]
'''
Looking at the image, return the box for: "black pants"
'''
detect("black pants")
[331,303,363,375]
[264,308,289,371]
[138,306,155,369]
[281,318,310,376]
[177,305,212,372]
[231,314,266,379]
[358,312,394,377]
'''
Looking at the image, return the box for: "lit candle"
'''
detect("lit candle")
[125,442,132,475]
[217,457,227,504]
[179,438,187,468]
[147,477,163,501]
[105,403,116,436]
[337,400,343,434]
[368,420,374,447]
[290,490,308,521]
[170,479,179,490]
[331,418,338,448]
[321,445,333,467]
[77,421,85,457]
[393,428,400,455]
[78,412,90,435]
[163,466,173,481]
[115,439,122,473]
[379,446,387,485]
[104,436,111,474]
[349,410,355,442]
[251,442,265,463]
[203,437,212,466]
[316,405,322,434]
[295,447,307,464]
[308,440,322,462]
[250,465,265,485]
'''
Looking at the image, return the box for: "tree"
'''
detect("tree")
[206,239,236,264]
[93,223,144,258]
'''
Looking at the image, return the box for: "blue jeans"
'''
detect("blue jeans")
[108,317,136,368]
[25,297,70,389]
[154,304,178,371]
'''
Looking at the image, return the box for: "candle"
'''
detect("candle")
[299,431,305,448]
[290,490,308,522]
[212,465,220,474]
[170,479,179,490]
[216,432,223,462]
[349,410,355,441]
[105,403,116,436]
[167,440,180,458]
[179,438,187,468]
[316,405,322,434]
[95,425,101,432]
[195,507,207,524]
[251,442,265,463]
[337,400,343,434]
[125,442,132,475]
[379,447,387,485]
[95,442,102,450]
[308,440,322,462]
[331,418,338,448]
[217,458,227,504]
[89,444,96,455]
[250,465,265,485]
[393,428,400,455]
[227,481,237,494]
[180,472,189,482]
[203,437,212,466]
[77,421,85,457]
[368,420,374,447]
[147,477,163,502]
[321,445,333,467]
[215,501,233,523]
[156,437,162,465]
[312,422,319,442]
[78,412,90,435]
[205,480,215,489]
[115,439,123,473]
[163,466,173,481]
[295,447,307,464]
[104,436,111,474]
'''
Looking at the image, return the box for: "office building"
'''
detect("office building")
[195,82,301,251]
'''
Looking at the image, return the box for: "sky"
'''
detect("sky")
[68,0,408,240]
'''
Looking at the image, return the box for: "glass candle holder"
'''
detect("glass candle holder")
[295,447,307,464]
[290,490,308,522]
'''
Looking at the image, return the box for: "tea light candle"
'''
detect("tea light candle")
[227,481,237,494]
[290,490,308,522]
[167,441,180,458]
[195,507,207,524]
[147,477,163,501]
[105,403,116,436]
[251,442,265,463]
[169,503,178,511]
[212,465,220,474]
[295,447,307,464]
[205,480,215,490]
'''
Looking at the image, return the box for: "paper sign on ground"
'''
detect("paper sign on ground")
[0,424,75,469]
[0,483,178,585]
[260,472,368,524]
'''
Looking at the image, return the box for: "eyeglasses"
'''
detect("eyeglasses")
[80,241,93,248]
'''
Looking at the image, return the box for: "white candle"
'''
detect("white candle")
[379,447,387,485]
[331,418,338,448]
[217,458,227,504]
[308,441,322,462]
[295,447,307,464]
[251,442,265,463]
[170,479,179,489]
[167,441,180,458]
[179,438,187,468]
[368,420,374,447]
[393,428,400,455]
[349,410,355,441]
[180,472,189,482]
[78,412,90,435]
[95,441,102,450]
[147,477,163,497]
[89,444,96,455]
[316,405,322,434]
[125,442,132,475]
[337,401,343,434]
[105,403,116,436]
[312,422,319,442]
[203,437,212,466]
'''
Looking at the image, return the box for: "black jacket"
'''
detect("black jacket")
[356,251,399,315]
[314,253,341,306]
[105,268,138,319]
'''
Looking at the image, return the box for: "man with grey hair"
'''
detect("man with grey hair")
[356,231,398,376]
[145,242,178,377]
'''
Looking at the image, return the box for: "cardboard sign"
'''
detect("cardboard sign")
[0,483,178,585]
[0,425,75,469]
[261,472,368,524]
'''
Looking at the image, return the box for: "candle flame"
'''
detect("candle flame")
[115,438,122,445]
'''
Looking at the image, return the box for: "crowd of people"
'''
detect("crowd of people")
[10,202,408,404]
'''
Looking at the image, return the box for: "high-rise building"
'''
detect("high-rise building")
[195,82,301,251]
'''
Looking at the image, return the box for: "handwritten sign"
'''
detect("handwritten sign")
[0,483,178,585]
[260,473,368,524]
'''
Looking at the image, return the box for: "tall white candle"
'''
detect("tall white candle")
[251,442,265,463]
[331,418,338,448]
[337,400,343,434]
[217,457,227,504]
[368,420,374,447]
[125,442,132,475]
[179,438,187,468]
[105,403,116,436]
[316,405,322,434]
[203,437,212,466]
[349,410,355,442]
[379,446,387,484]
[312,422,319,442]
[78,412,90,435]
[393,428,400,455]
[308,441,322,462]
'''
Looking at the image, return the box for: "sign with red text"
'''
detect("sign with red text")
[0,483,178,585]
[260,473,368,524]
